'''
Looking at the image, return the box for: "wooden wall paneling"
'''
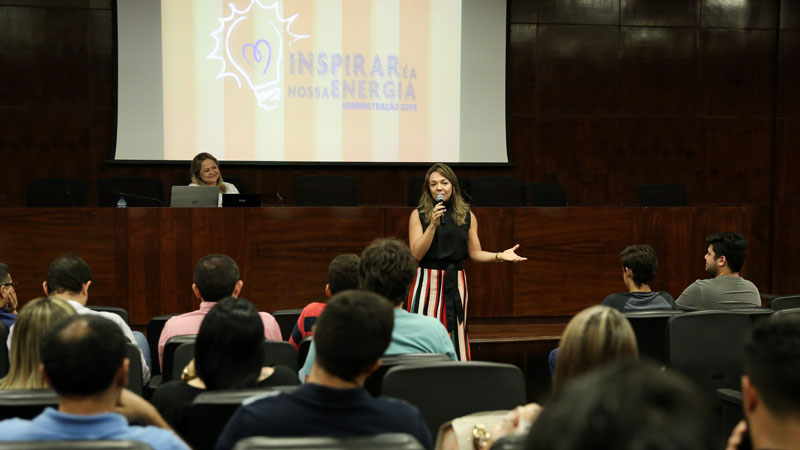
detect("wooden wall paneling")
[782,0,800,29]
[620,0,700,27]
[771,204,800,294]
[89,7,113,107]
[774,118,800,203]
[509,0,537,24]
[614,117,702,205]
[701,0,779,29]
[538,0,619,25]
[700,29,776,117]
[513,208,632,316]
[619,27,700,116]
[509,24,537,116]
[45,6,89,106]
[777,30,800,117]
[536,25,619,115]
[465,207,516,317]
[0,208,115,309]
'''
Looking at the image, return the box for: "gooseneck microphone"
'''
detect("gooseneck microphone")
[436,193,446,225]
[114,191,164,207]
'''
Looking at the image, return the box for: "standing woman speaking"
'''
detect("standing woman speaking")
[408,163,526,361]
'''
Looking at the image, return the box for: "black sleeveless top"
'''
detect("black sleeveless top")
[418,204,471,270]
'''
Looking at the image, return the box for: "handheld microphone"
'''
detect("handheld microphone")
[114,191,164,207]
[436,194,446,225]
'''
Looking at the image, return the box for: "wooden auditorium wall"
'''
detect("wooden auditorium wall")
[0,0,799,294]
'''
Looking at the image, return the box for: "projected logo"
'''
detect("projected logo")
[208,0,309,111]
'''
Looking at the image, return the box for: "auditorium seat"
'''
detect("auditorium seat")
[635,184,688,207]
[271,309,303,342]
[769,294,800,311]
[297,336,312,369]
[170,338,299,381]
[162,335,197,383]
[27,178,87,207]
[146,314,177,376]
[98,177,164,207]
[527,182,567,207]
[294,175,358,206]
[0,321,9,379]
[381,361,526,436]
[231,433,425,450]
[730,307,774,324]
[466,176,526,207]
[623,310,683,366]
[0,440,154,449]
[364,353,450,397]
[0,389,58,420]
[126,343,144,396]
[182,386,298,450]
[87,305,130,325]
[773,307,800,317]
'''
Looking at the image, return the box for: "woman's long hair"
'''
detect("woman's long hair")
[0,297,75,390]
[553,305,638,392]
[417,163,469,226]
[194,296,265,390]
[190,152,229,194]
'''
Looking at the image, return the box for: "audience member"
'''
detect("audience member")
[676,232,760,310]
[552,305,638,391]
[289,254,360,349]
[725,315,800,450]
[31,254,151,383]
[0,263,18,327]
[0,297,75,390]
[216,290,432,450]
[158,254,281,367]
[300,238,456,380]
[601,245,677,311]
[527,360,713,450]
[0,315,188,449]
[151,297,299,432]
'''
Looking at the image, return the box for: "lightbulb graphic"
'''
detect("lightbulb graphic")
[209,0,309,111]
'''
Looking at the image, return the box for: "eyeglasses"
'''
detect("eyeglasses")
[1,282,16,288]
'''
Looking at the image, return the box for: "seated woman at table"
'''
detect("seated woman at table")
[151,297,298,432]
[0,297,75,390]
[189,152,239,206]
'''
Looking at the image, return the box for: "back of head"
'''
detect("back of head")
[1,297,75,390]
[553,305,638,391]
[528,361,713,450]
[195,296,265,390]
[358,238,417,306]
[46,254,92,295]
[743,315,800,417]
[0,263,9,284]
[327,254,360,295]
[314,290,394,382]
[706,232,747,273]
[194,254,240,302]
[619,245,658,287]
[41,315,126,396]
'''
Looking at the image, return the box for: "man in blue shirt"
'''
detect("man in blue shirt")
[0,315,187,450]
[216,290,433,450]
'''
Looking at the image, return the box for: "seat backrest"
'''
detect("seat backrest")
[146,314,177,375]
[773,307,800,317]
[271,309,303,342]
[769,294,800,311]
[183,386,298,450]
[667,311,751,401]
[263,339,298,372]
[86,305,131,325]
[232,433,425,450]
[527,182,567,207]
[466,177,526,207]
[0,389,59,420]
[635,184,688,207]
[27,178,87,207]
[364,353,451,396]
[730,307,774,324]
[381,361,526,436]
[623,310,683,365]
[297,336,312,370]
[0,321,9,379]
[162,335,197,382]
[294,175,358,206]
[171,342,196,382]
[98,177,164,207]
[126,343,143,396]
[0,440,154,449]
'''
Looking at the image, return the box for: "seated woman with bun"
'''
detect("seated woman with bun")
[189,152,239,207]
[151,297,298,431]
[0,297,75,390]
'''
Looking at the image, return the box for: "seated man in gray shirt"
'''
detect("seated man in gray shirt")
[602,245,677,312]
[676,232,761,310]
